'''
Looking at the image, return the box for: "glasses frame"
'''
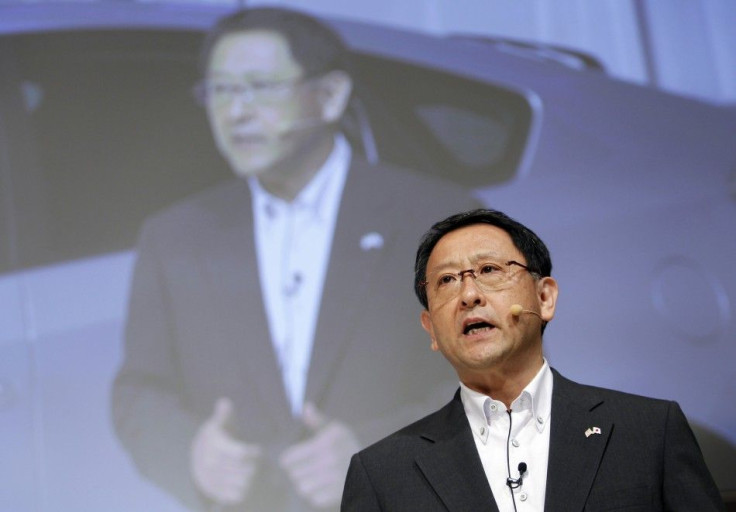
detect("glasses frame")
[419,259,538,293]
[192,74,311,107]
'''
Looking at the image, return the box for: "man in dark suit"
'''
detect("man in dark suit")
[341,208,724,511]
[111,7,478,512]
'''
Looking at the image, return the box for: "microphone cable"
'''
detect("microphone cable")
[504,410,528,512]
[506,410,518,512]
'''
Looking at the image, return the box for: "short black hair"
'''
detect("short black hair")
[199,7,351,78]
[414,208,552,310]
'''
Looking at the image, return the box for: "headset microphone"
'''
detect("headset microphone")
[275,114,329,139]
[510,304,542,319]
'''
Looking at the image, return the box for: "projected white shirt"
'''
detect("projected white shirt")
[249,135,350,417]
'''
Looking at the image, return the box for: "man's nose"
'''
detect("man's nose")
[226,90,257,117]
[459,272,485,307]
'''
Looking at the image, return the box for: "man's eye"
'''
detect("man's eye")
[252,80,285,92]
[437,275,457,286]
[211,83,234,94]
[479,264,500,274]
[249,80,272,91]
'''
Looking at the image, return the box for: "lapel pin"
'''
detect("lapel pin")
[360,232,384,251]
[585,426,602,438]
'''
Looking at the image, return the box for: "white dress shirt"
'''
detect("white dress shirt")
[460,360,553,511]
[249,135,350,417]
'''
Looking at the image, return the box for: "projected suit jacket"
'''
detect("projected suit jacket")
[112,156,480,511]
[341,369,725,512]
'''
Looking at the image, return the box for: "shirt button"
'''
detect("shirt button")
[480,426,486,435]
[489,403,498,412]
[265,203,277,218]
[511,439,520,447]
[537,416,544,424]
[519,492,528,502]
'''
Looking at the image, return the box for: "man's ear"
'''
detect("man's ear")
[420,309,439,351]
[537,276,558,323]
[318,70,352,123]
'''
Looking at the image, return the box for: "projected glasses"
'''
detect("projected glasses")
[193,76,306,107]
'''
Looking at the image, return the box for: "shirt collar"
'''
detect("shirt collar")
[248,134,351,221]
[521,358,553,433]
[460,359,553,441]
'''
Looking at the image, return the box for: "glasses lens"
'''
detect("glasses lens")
[197,77,303,107]
[430,262,519,301]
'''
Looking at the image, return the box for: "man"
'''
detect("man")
[341,208,724,511]
[112,7,478,512]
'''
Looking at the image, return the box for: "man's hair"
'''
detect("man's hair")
[414,208,553,310]
[199,7,351,78]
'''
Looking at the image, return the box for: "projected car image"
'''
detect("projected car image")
[1,4,735,510]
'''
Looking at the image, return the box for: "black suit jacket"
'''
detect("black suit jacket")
[112,157,479,511]
[342,369,725,511]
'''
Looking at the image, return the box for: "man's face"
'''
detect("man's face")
[205,30,324,178]
[420,224,557,383]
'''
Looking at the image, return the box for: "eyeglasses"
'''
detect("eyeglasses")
[420,260,537,302]
[192,76,307,107]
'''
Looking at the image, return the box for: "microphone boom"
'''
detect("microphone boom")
[510,304,542,319]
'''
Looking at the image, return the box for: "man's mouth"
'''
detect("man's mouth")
[231,133,267,147]
[463,321,495,335]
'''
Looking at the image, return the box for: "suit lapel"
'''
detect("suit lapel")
[202,180,294,427]
[305,160,394,405]
[544,370,612,512]
[415,394,500,512]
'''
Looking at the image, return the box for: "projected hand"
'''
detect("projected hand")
[190,397,262,505]
[279,402,360,509]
